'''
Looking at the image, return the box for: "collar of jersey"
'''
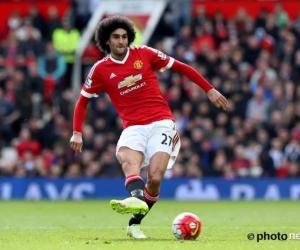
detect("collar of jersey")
[109,48,130,64]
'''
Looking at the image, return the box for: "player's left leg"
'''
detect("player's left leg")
[145,151,169,209]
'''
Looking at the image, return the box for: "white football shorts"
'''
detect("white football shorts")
[116,119,181,169]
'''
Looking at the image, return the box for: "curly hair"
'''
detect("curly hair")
[95,15,136,54]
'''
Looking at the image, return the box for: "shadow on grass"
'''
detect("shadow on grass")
[83,237,185,243]
[107,238,179,242]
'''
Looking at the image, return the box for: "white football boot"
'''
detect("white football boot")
[110,197,149,215]
[127,224,147,239]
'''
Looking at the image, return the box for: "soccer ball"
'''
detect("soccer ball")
[172,212,202,240]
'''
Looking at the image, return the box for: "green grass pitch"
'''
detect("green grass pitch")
[0,200,299,250]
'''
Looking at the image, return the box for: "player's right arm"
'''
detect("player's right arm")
[70,63,104,155]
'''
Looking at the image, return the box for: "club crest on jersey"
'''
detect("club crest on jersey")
[133,60,143,69]
[118,74,142,88]
[84,78,92,88]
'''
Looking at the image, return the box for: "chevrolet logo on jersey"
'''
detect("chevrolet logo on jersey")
[118,74,142,88]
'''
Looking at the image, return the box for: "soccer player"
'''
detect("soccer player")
[70,16,227,238]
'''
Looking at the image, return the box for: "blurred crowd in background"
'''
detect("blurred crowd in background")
[0,1,300,179]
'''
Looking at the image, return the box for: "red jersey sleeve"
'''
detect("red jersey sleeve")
[80,62,104,98]
[145,46,175,72]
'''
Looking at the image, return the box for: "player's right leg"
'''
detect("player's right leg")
[110,147,149,216]
[111,125,153,239]
[111,146,148,239]
[128,120,180,226]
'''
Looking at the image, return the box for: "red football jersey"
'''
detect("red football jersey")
[81,46,175,128]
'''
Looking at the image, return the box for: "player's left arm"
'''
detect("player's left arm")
[171,60,228,110]
[146,46,227,110]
